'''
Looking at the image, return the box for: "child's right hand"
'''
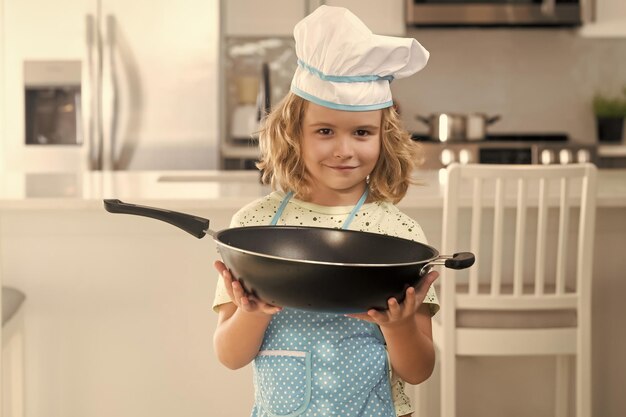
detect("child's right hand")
[214,260,282,316]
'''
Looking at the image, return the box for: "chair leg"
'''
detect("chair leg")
[555,355,570,417]
[441,350,455,417]
[577,344,592,417]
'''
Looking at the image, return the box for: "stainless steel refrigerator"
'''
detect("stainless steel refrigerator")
[1,0,219,171]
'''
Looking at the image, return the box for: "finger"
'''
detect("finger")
[367,308,388,323]
[240,295,254,312]
[213,260,227,273]
[231,280,247,306]
[404,286,417,310]
[265,305,283,315]
[415,271,439,298]
[387,297,401,317]
[345,313,375,322]
[220,270,235,300]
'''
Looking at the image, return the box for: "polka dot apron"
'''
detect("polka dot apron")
[250,189,395,417]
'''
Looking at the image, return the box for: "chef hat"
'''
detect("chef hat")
[290,5,429,112]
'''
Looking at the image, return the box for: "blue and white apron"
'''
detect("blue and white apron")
[251,190,395,417]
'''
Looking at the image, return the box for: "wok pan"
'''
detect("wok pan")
[104,199,474,313]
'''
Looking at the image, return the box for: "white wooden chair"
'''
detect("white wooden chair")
[425,163,597,417]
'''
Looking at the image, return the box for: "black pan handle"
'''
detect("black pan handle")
[445,252,475,269]
[103,199,210,239]
[421,252,475,275]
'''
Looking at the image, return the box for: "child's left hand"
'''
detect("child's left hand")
[345,270,439,328]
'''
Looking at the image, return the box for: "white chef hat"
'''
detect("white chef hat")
[290,5,429,112]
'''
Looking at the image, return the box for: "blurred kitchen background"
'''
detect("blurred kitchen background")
[1,1,626,417]
[0,0,626,174]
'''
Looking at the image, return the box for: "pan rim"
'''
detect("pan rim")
[214,225,441,268]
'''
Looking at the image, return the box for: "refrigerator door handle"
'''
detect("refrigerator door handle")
[83,13,100,170]
[101,14,118,171]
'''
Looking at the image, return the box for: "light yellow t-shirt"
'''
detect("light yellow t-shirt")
[212,191,440,416]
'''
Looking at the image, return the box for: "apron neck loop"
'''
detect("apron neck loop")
[270,191,294,226]
[269,188,369,229]
[341,188,368,229]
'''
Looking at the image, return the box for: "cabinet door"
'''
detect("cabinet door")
[224,0,308,36]
[324,0,406,36]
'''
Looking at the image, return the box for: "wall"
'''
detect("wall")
[393,28,626,144]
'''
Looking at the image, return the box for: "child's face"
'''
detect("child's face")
[301,102,382,205]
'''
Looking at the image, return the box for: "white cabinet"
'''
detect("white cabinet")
[580,0,626,38]
[224,0,405,36]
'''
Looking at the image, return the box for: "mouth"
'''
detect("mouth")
[326,165,358,171]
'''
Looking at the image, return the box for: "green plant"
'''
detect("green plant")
[593,86,626,118]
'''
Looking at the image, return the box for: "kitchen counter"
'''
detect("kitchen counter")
[1,168,625,417]
[1,168,626,209]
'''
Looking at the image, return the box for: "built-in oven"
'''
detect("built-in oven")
[414,134,597,169]
[406,0,583,27]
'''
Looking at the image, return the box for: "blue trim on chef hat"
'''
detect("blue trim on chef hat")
[291,86,393,111]
[297,60,395,83]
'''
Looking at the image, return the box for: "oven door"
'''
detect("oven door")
[407,0,582,27]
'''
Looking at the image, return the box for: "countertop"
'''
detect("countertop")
[0,168,625,210]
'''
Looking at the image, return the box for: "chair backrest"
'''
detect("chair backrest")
[440,163,597,317]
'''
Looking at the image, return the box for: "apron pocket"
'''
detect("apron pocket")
[254,350,312,417]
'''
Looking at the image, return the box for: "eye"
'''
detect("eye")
[354,129,371,137]
[317,128,333,136]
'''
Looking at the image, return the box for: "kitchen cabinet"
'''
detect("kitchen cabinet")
[579,0,626,37]
[224,0,405,36]
[0,0,220,172]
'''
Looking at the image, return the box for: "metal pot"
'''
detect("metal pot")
[466,113,501,141]
[103,199,475,313]
[417,113,500,142]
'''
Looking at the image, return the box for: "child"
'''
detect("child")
[212,6,439,417]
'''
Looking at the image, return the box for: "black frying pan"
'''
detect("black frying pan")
[104,199,474,313]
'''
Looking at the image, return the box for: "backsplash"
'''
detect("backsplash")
[224,37,296,141]
[393,28,626,144]
[225,30,626,145]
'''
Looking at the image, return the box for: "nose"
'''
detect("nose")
[333,135,354,158]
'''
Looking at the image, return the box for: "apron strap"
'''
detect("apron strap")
[270,188,369,229]
[341,188,368,229]
[270,191,294,226]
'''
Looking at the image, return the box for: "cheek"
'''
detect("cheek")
[362,141,381,164]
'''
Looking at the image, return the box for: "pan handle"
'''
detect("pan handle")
[421,252,475,275]
[415,115,431,125]
[103,199,211,239]
[443,252,475,269]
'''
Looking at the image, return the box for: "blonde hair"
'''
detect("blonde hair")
[256,93,423,204]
